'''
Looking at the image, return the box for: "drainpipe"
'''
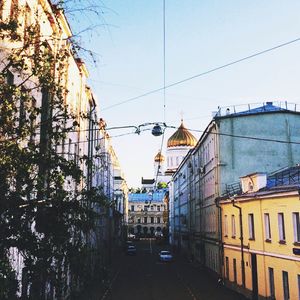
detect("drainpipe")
[232,199,245,288]
[215,197,223,279]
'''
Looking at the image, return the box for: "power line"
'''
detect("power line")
[186,127,300,145]
[102,37,300,111]
[2,122,300,148]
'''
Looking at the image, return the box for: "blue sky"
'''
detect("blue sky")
[69,1,300,187]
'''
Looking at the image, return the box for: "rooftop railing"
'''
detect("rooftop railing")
[213,101,300,118]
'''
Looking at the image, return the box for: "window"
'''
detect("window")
[293,212,300,243]
[157,217,161,224]
[231,215,236,238]
[144,217,147,224]
[10,0,18,20]
[233,258,237,283]
[0,1,3,20]
[298,274,300,299]
[6,71,14,85]
[74,143,78,163]
[34,24,41,56]
[264,213,271,241]
[225,257,229,279]
[282,271,289,300]
[224,215,228,237]
[23,5,31,44]
[131,205,134,212]
[29,97,37,144]
[68,139,72,160]
[137,218,141,224]
[157,206,160,212]
[248,181,253,191]
[268,267,275,299]
[19,87,26,132]
[248,213,255,240]
[151,217,154,224]
[278,213,286,243]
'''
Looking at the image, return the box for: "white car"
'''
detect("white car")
[159,250,173,262]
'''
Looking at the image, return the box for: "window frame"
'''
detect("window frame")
[282,271,290,300]
[225,256,229,279]
[231,214,236,238]
[224,214,228,237]
[298,274,300,300]
[248,213,255,240]
[264,213,271,241]
[292,212,300,243]
[233,258,237,283]
[268,267,275,299]
[10,0,19,20]
[278,213,286,243]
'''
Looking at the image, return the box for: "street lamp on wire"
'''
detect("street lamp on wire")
[105,122,175,137]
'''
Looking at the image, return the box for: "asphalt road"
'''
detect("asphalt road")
[98,239,246,300]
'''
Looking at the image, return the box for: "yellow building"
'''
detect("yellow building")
[219,171,300,300]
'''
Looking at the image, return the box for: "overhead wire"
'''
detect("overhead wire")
[154,0,167,189]
[102,36,300,111]
[3,123,300,147]
[185,127,300,145]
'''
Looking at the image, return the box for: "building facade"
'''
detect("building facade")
[220,169,300,300]
[170,102,300,277]
[0,1,128,298]
[128,191,167,237]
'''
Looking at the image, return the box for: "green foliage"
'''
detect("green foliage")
[157,182,168,189]
[0,10,106,299]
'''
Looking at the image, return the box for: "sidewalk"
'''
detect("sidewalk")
[173,254,246,300]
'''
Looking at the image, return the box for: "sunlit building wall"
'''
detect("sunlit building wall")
[220,171,300,300]
[170,102,300,278]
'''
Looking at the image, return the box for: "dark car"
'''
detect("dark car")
[126,245,137,255]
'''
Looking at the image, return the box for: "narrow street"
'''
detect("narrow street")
[95,240,246,300]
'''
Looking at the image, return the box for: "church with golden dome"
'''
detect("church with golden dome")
[152,120,197,185]
[141,120,197,190]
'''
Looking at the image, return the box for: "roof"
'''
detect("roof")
[214,102,299,120]
[154,151,165,162]
[167,121,197,148]
[128,190,167,202]
[232,102,286,116]
[221,165,300,199]
[267,165,300,188]
[223,184,300,202]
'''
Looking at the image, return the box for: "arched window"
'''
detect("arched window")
[248,181,253,191]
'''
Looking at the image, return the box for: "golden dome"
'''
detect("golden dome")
[167,121,197,148]
[154,151,165,162]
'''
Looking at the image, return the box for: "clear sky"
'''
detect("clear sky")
[69,1,300,188]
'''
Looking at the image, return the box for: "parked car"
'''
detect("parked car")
[158,250,173,262]
[126,245,137,255]
[128,233,140,241]
[124,240,133,248]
